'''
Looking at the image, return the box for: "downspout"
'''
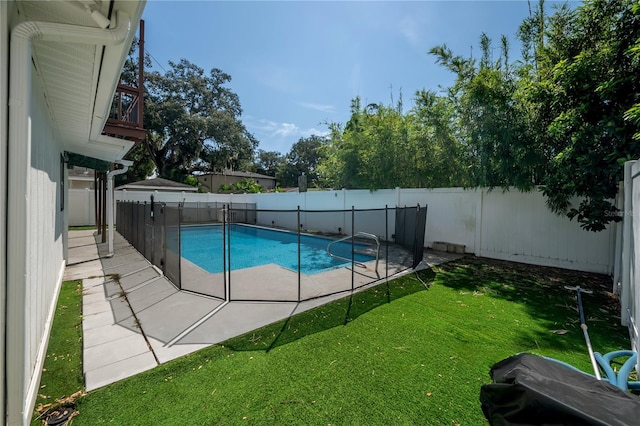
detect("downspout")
[107,160,132,256]
[7,11,130,425]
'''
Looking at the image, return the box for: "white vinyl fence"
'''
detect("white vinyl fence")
[68,188,95,226]
[91,186,615,274]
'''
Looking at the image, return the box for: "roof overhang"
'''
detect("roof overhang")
[15,0,146,162]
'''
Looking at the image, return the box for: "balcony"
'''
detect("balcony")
[103,20,145,143]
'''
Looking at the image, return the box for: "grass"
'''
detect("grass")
[69,226,96,231]
[31,281,84,424]
[36,257,628,425]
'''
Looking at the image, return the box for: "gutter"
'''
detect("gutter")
[7,11,131,425]
[107,160,133,256]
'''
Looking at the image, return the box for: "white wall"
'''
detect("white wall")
[0,1,9,422]
[69,189,95,226]
[5,63,67,425]
[116,187,616,274]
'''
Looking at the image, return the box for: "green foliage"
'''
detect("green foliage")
[530,0,640,231]
[143,59,258,180]
[219,178,263,193]
[277,135,327,187]
[254,149,284,177]
[430,32,545,190]
[319,95,470,189]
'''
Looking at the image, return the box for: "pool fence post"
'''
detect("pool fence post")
[351,206,355,292]
[413,204,420,269]
[222,204,227,301]
[297,205,301,302]
[161,204,167,278]
[226,204,232,301]
[177,203,182,290]
[385,205,389,284]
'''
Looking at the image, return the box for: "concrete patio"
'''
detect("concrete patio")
[64,229,463,391]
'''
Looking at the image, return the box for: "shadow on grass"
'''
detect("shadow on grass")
[224,269,436,352]
[434,256,627,354]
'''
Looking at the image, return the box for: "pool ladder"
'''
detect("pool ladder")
[326,232,380,275]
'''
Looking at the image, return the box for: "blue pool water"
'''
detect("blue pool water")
[180,224,375,275]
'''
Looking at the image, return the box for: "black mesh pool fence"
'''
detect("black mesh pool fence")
[115,201,427,302]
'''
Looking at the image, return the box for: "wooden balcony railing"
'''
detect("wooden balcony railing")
[103,20,145,143]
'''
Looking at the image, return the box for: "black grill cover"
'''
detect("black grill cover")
[480,353,640,426]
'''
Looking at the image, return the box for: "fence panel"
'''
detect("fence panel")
[144,203,153,260]
[164,206,181,288]
[68,189,95,226]
[152,204,165,271]
[479,190,614,273]
[180,220,226,299]
[115,202,427,303]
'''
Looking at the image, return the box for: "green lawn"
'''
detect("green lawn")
[36,257,629,425]
[32,281,84,424]
[68,226,96,231]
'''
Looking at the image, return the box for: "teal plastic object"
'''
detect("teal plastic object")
[594,350,639,391]
[546,351,639,392]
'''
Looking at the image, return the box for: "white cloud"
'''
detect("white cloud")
[298,102,336,113]
[245,117,327,139]
[399,16,421,47]
[302,127,329,138]
[274,122,299,137]
[244,116,329,153]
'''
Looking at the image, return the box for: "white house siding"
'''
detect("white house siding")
[0,1,10,422]
[6,63,67,426]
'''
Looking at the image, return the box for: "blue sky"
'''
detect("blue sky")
[141,1,574,155]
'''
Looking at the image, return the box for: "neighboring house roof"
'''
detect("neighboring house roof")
[115,177,198,192]
[15,0,145,162]
[199,171,276,180]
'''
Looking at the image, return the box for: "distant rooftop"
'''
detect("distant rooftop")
[115,177,198,192]
[199,170,276,180]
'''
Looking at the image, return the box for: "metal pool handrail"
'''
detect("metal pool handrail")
[327,232,380,274]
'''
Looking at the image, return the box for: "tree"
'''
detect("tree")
[411,90,470,187]
[430,33,542,190]
[319,97,414,189]
[115,143,155,186]
[254,150,284,176]
[320,93,470,190]
[530,0,640,230]
[277,135,327,187]
[426,0,640,231]
[143,59,257,182]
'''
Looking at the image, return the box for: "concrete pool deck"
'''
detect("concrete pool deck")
[64,229,463,391]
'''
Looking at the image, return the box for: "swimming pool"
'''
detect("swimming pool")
[180,224,375,275]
